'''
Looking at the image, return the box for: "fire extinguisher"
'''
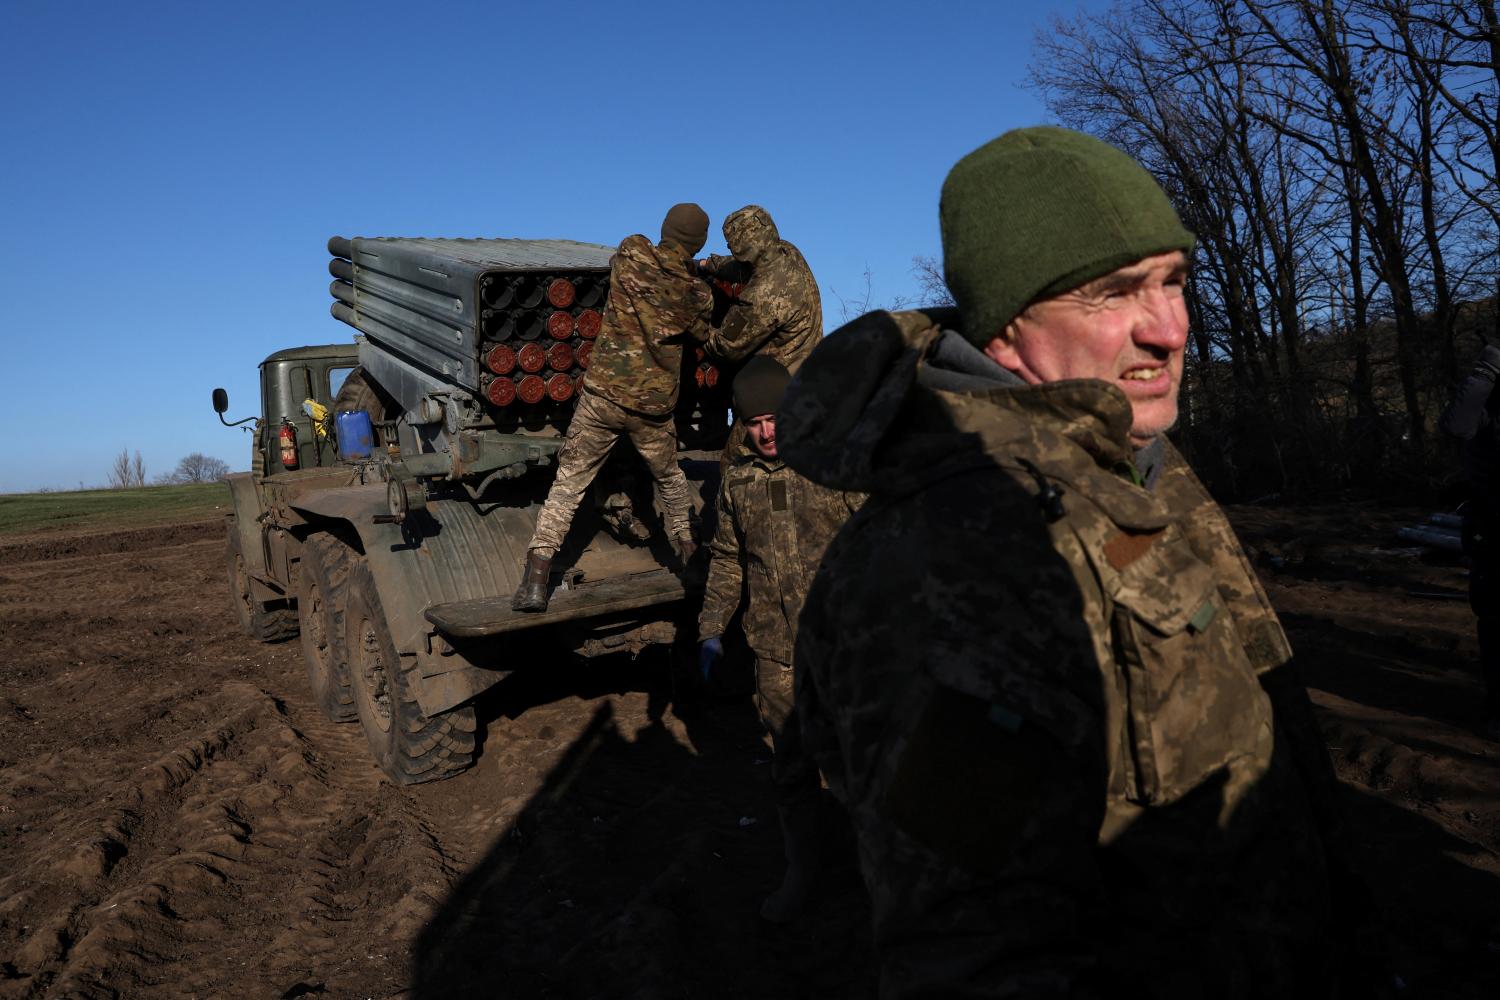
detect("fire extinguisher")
[279,420,299,470]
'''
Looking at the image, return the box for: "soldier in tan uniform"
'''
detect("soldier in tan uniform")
[697,356,863,922]
[513,204,714,613]
[777,129,1378,996]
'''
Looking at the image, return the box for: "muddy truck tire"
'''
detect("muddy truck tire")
[225,523,297,642]
[344,558,477,784]
[298,533,357,723]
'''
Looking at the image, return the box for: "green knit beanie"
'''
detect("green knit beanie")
[940,127,1195,344]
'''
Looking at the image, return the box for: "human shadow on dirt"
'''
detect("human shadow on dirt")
[412,665,874,1000]
[1270,607,1500,995]
[1336,782,1500,997]
[1286,613,1486,728]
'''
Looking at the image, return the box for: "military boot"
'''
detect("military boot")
[760,801,819,923]
[511,548,553,613]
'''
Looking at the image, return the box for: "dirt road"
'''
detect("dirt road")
[1,504,1497,998]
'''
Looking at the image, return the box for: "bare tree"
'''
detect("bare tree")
[911,256,955,307]
[827,267,911,324]
[1025,0,1497,497]
[166,453,231,484]
[107,449,147,488]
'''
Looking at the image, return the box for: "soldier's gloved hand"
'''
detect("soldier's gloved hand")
[699,636,723,680]
[695,258,714,277]
[1478,343,1500,378]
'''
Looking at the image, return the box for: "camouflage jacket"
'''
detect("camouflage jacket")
[583,235,714,416]
[702,246,821,374]
[778,308,1345,998]
[698,446,862,663]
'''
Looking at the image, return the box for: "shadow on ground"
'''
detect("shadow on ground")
[410,652,874,1000]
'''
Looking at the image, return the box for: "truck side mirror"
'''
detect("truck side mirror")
[213,388,255,428]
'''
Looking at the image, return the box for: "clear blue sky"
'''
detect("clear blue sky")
[0,0,1097,493]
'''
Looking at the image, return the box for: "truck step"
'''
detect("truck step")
[423,569,686,638]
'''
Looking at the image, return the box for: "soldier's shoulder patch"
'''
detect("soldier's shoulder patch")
[1103,528,1166,571]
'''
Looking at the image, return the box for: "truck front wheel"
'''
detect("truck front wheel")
[298,534,357,723]
[344,559,476,784]
[225,522,297,642]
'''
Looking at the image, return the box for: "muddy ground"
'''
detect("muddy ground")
[1,503,1497,998]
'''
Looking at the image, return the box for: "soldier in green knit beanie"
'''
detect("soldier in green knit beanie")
[773,128,1372,996]
[942,125,1197,447]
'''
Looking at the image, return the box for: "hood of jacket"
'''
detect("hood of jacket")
[778,308,1158,517]
[723,205,780,265]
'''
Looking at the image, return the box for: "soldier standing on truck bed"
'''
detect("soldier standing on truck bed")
[513,204,714,614]
[777,127,1383,996]
[696,357,863,923]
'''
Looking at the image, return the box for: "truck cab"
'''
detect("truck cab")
[252,344,361,475]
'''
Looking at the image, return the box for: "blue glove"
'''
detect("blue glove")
[699,636,723,680]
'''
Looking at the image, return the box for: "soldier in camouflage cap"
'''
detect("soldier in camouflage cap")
[514,204,714,613]
[776,128,1375,995]
[697,356,864,922]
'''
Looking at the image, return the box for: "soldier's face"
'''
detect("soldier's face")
[726,217,769,262]
[984,251,1190,447]
[745,413,778,458]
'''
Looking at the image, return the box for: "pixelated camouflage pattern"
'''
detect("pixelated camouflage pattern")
[698,448,862,664]
[753,653,821,806]
[528,388,693,552]
[702,207,822,375]
[780,308,1338,998]
[584,234,714,416]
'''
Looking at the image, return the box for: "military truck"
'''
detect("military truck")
[214,236,735,784]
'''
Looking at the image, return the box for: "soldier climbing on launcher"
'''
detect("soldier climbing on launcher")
[512,204,715,614]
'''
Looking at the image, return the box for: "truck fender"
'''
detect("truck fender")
[289,484,536,715]
[224,473,268,579]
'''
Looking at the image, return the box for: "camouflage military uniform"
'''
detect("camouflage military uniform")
[702,207,823,466]
[698,445,863,771]
[702,206,822,374]
[528,235,713,553]
[779,308,1350,998]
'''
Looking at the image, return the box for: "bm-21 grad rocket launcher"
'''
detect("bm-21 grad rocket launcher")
[211,234,737,785]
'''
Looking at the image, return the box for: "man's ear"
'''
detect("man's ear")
[982,325,1022,371]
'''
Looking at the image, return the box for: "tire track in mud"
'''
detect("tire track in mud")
[3,513,882,999]
[0,520,221,565]
[4,679,462,998]
[0,521,463,999]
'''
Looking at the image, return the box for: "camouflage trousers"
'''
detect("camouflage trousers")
[757,655,818,807]
[528,389,693,553]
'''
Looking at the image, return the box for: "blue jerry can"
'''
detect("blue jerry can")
[335,410,374,461]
